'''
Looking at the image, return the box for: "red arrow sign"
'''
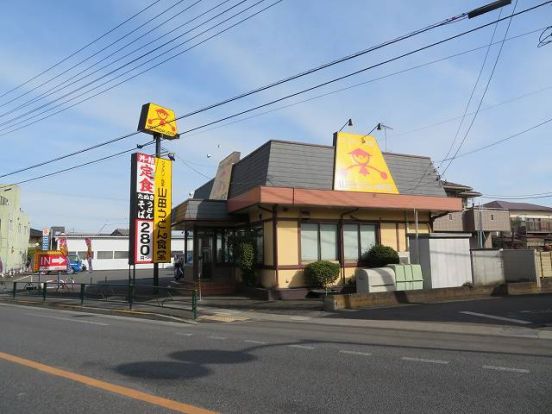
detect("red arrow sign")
[38,252,68,271]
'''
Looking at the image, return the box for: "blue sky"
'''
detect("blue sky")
[0,0,550,232]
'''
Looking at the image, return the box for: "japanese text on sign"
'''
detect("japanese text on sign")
[153,158,172,263]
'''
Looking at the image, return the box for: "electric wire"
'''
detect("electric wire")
[3,140,154,187]
[1,3,549,186]
[0,0,464,132]
[1,1,547,137]
[0,0,162,100]
[437,116,552,163]
[0,0,207,114]
[181,27,543,138]
[437,7,503,171]
[0,21,546,182]
[538,26,552,47]
[0,0,256,132]
[0,0,233,119]
[440,0,519,176]
[0,131,141,180]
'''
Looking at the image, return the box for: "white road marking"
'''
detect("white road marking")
[287,344,315,350]
[460,311,531,325]
[209,336,227,340]
[483,365,530,374]
[289,316,311,321]
[244,340,267,345]
[175,332,193,337]
[401,357,449,364]
[339,350,372,357]
[24,313,109,326]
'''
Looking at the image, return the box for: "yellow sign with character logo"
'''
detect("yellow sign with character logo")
[153,157,172,263]
[333,132,399,194]
[137,103,179,138]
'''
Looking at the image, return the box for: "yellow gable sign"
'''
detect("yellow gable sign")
[333,132,399,194]
[137,103,179,138]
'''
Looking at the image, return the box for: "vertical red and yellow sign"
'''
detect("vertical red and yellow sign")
[333,132,399,194]
[153,157,172,263]
[129,153,173,265]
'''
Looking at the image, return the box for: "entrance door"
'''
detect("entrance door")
[198,232,213,279]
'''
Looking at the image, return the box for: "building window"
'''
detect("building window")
[77,252,87,260]
[300,223,337,263]
[97,251,113,260]
[215,229,237,264]
[448,214,453,220]
[491,214,495,221]
[255,227,264,264]
[343,223,377,262]
[114,251,128,259]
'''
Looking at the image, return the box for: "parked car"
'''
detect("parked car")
[67,254,86,273]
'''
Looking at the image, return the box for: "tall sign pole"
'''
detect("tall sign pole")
[134,102,179,292]
[153,133,161,290]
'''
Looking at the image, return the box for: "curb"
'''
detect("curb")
[197,305,552,340]
[0,299,196,325]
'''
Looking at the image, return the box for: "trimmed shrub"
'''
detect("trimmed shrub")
[304,260,340,288]
[362,244,400,268]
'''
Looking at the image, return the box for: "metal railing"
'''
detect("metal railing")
[3,281,198,320]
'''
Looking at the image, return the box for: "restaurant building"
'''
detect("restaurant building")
[172,133,463,290]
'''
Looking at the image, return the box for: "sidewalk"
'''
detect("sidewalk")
[3,291,552,341]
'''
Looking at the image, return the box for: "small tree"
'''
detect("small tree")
[304,260,340,293]
[362,244,399,268]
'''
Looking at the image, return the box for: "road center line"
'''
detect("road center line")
[460,311,531,325]
[287,344,315,350]
[244,340,267,345]
[0,351,215,414]
[483,365,530,373]
[176,333,193,337]
[209,336,227,340]
[339,350,372,357]
[24,313,109,326]
[401,357,449,364]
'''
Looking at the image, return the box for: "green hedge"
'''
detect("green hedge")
[361,244,400,268]
[304,260,340,288]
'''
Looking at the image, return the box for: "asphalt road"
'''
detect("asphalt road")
[1,303,551,413]
[331,294,552,327]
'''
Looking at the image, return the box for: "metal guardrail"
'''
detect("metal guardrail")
[3,281,198,320]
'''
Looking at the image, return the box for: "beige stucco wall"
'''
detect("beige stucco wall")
[254,205,432,288]
[277,221,299,265]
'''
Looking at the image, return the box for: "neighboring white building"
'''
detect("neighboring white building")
[60,231,191,271]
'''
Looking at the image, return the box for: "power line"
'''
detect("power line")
[0,0,162,100]
[0,0,468,133]
[438,116,552,162]
[440,0,519,176]
[0,16,545,182]
[0,131,140,180]
[437,7,504,171]
[1,141,154,188]
[0,0,254,131]
[182,27,543,138]
[176,7,547,135]
[2,1,546,137]
[0,0,231,120]
[481,191,552,199]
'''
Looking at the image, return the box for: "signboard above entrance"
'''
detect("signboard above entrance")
[333,132,399,194]
[137,103,179,138]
